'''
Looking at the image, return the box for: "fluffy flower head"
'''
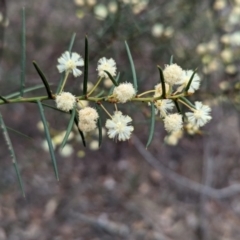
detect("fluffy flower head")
[113,82,136,103]
[55,92,76,112]
[177,70,201,93]
[79,107,99,121]
[164,130,183,146]
[154,99,174,117]
[97,57,117,79]
[186,101,212,127]
[105,111,134,141]
[163,64,183,85]
[78,107,99,132]
[57,51,84,77]
[163,113,183,133]
[185,122,199,135]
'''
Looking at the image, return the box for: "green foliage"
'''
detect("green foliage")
[37,100,59,181]
[0,112,25,197]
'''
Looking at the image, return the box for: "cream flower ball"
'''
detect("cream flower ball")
[177,70,201,93]
[57,51,84,77]
[78,107,99,132]
[113,82,136,103]
[163,64,183,85]
[154,99,174,117]
[163,113,183,133]
[186,101,212,127]
[105,111,134,141]
[97,57,117,79]
[55,92,76,112]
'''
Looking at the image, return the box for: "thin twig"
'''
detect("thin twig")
[132,135,240,199]
[199,138,214,239]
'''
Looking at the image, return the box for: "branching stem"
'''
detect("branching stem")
[59,71,70,93]
[100,103,112,118]
[137,89,155,97]
[87,77,103,97]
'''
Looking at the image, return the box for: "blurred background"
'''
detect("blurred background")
[1,0,240,239]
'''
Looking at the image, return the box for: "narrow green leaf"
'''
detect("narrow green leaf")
[13,163,25,197]
[170,55,174,64]
[185,68,198,93]
[175,99,185,121]
[108,72,120,95]
[56,74,65,95]
[6,84,49,99]
[83,35,88,95]
[33,61,53,99]
[125,41,138,91]
[20,7,26,97]
[41,103,67,114]
[146,102,155,149]
[0,112,25,197]
[96,104,102,148]
[37,100,59,181]
[68,32,76,52]
[173,100,181,114]
[116,72,120,82]
[104,70,118,86]
[56,33,76,94]
[157,66,166,99]
[60,106,76,150]
[6,126,33,140]
[179,96,195,108]
[74,115,86,147]
[0,95,9,103]
[95,90,105,98]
